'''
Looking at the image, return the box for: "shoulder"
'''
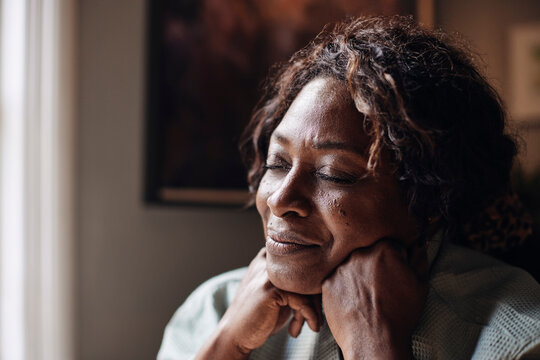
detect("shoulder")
[431,241,540,306]
[418,241,540,359]
[171,267,247,323]
[185,267,247,305]
[157,267,247,360]
[172,267,247,323]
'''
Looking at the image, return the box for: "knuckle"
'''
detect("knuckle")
[262,278,275,291]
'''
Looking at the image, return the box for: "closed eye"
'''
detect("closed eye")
[263,157,291,172]
[316,172,357,184]
[263,164,287,170]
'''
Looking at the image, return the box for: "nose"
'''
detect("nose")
[266,168,311,218]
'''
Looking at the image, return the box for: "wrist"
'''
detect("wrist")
[195,321,251,360]
[343,347,412,360]
[341,335,413,360]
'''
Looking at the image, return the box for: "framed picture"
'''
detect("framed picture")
[144,0,415,205]
[510,24,540,123]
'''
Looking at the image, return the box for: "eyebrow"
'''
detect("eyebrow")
[271,132,368,156]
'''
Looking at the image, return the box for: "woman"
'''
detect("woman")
[158,16,540,359]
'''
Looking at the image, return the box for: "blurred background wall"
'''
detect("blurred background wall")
[436,0,540,173]
[76,1,540,359]
[77,1,263,359]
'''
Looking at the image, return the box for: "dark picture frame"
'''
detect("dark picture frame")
[144,0,416,206]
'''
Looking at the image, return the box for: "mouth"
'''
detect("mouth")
[265,231,319,256]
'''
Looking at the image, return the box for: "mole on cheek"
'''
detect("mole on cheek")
[337,205,350,226]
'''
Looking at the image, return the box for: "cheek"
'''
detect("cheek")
[324,188,413,248]
[319,192,378,251]
[331,201,376,246]
[344,192,417,245]
[255,190,265,218]
[255,176,273,225]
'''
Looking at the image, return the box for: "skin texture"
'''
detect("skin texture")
[195,77,428,359]
[195,248,323,360]
[256,77,420,294]
[322,241,428,359]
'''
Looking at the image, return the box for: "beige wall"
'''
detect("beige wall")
[77,1,540,359]
[77,1,262,359]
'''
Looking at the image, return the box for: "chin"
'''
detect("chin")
[266,258,323,295]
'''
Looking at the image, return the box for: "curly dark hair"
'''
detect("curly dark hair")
[239,15,517,233]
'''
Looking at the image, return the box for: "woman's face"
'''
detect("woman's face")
[256,77,419,295]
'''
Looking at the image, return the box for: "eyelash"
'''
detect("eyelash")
[263,161,357,185]
[316,172,357,184]
[263,163,290,171]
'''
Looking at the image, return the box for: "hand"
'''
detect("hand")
[321,239,429,360]
[196,248,323,359]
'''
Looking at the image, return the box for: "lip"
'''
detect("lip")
[265,231,319,256]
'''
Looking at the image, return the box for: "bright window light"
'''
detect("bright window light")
[0,0,27,359]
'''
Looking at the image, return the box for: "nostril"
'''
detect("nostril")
[267,187,310,218]
[264,168,312,218]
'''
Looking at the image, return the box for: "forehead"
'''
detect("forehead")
[274,77,369,146]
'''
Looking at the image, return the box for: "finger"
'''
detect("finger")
[285,293,321,332]
[310,294,323,331]
[288,310,305,338]
[378,237,408,260]
[247,247,267,269]
[256,247,267,259]
[377,237,428,281]
[246,247,268,277]
[272,306,292,335]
